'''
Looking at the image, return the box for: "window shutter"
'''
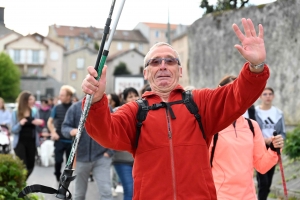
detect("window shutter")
[8,49,14,60]
[20,49,26,63]
[27,50,33,64]
[39,50,45,64]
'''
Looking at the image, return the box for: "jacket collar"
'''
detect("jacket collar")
[141,84,185,99]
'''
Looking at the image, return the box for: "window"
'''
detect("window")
[71,72,77,80]
[14,50,20,63]
[32,50,39,64]
[117,42,122,50]
[64,37,70,50]
[74,38,79,49]
[130,43,135,49]
[138,44,143,52]
[155,30,160,38]
[77,58,85,69]
[50,51,59,61]
[52,68,56,75]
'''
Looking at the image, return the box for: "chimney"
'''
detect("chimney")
[0,7,4,26]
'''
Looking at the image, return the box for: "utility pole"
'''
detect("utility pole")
[167,0,171,44]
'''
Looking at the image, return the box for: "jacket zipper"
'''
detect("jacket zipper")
[166,109,177,200]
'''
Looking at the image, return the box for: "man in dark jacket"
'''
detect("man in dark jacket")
[47,85,74,182]
[62,100,114,200]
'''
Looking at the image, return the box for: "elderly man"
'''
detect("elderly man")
[81,18,269,200]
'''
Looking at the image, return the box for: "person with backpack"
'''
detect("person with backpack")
[209,75,284,200]
[255,87,286,200]
[61,99,114,200]
[82,18,270,199]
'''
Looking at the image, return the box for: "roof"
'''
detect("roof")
[4,34,48,49]
[142,22,177,30]
[0,24,21,38]
[50,25,148,43]
[31,33,65,48]
[106,48,145,62]
[64,46,98,56]
[112,30,148,43]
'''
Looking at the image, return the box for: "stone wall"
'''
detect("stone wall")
[188,0,300,125]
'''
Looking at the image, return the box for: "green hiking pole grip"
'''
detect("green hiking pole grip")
[96,51,108,80]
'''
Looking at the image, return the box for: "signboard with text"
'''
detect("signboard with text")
[114,75,146,95]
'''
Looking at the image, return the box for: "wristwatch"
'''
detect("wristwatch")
[249,62,265,69]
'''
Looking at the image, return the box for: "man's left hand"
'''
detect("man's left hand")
[232,18,266,72]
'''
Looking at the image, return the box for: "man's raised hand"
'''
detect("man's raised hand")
[232,18,266,67]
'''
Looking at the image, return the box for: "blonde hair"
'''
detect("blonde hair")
[144,42,181,68]
[60,85,75,97]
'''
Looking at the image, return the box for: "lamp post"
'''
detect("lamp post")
[167,0,171,44]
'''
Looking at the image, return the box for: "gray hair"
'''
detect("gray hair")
[143,42,181,68]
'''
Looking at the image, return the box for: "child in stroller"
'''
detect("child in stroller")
[0,124,11,154]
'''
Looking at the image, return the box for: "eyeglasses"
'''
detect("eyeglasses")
[145,57,181,68]
[262,93,273,96]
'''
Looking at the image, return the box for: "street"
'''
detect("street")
[27,163,123,200]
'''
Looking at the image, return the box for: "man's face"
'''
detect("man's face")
[260,89,274,105]
[59,89,71,104]
[143,45,182,93]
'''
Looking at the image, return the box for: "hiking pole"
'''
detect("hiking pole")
[273,131,288,200]
[18,0,126,199]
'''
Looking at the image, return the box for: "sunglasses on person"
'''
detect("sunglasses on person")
[145,57,181,68]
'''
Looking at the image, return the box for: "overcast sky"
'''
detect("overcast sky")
[0,0,275,36]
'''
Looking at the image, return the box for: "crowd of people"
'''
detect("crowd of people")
[0,18,288,200]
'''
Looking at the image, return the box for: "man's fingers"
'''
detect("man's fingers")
[234,44,244,56]
[242,18,251,37]
[232,23,245,42]
[87,66,98,77]
[99,65,107,83]
[258,24,264,39]
[247,18,257,37]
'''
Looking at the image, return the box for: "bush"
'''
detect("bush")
[0,154,39,200]
[284,125,300,159]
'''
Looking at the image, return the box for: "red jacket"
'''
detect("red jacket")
[84,63,270,200]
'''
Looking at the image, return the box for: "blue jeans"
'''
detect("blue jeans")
[114,163,133,200]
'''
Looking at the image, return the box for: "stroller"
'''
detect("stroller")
[0,124,11,154]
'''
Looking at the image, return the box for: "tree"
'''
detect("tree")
[200,0,249,14]
[0,52,21,102]
[94,41,100,51]
[113,62,131,76]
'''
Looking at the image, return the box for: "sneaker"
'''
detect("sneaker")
[115,185,124,193]
[111,188,118,197]
[88,174,94,182]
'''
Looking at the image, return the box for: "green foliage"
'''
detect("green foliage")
[0,52,21,102]
[113,62,131,76]
[284,126,300,159]
[0,154,39,200]
[0,154,26,199]
[200,0,249,14]
[94,41,100,51]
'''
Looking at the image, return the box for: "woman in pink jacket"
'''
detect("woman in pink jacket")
[209,75,284,200]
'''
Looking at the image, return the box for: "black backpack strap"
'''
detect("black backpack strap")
[245,118,255,136]
[182,90,206,139]
[135,99,149,149]
[210,133,219,167]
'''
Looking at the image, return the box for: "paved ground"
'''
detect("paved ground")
[27,163,123,200]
